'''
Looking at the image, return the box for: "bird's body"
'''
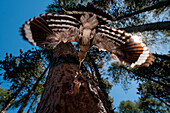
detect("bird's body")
[20,4,154,68]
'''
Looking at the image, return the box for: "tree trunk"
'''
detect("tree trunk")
[120,21,170,32]
[1,78,28,113]
[87,53,114,112]
[17,63,50,113]
[36,42,108,113]
[27,94,38,113]
[115,0,170,21]
[1,86,23,113]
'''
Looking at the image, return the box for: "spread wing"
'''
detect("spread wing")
[20,13,80,46]
[93,25,154,68]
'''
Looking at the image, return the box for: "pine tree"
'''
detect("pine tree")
[0,0,169,112]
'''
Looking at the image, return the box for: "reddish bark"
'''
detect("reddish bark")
[36,42,107,113]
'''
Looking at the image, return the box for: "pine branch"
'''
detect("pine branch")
[1,86,23,113]
[153,53,170,60]
[57,0,62,9]
[119,65,170,89]
[115,0,170,21]
[153,94,170,107]
[120,21,170,32]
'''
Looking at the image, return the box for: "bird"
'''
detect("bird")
[20,4,154,68]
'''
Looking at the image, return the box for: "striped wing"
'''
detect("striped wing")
[20,13,80,46]
[93,25,154,68]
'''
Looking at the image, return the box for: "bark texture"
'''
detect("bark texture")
[36,42,107,113]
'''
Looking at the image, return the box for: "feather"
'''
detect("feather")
[20,7,154,68]
[20,13,80,46]
[94,26,154,68]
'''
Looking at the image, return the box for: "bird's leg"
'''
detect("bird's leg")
[79,25,83,39]
[90,29,96,40]
[78,47,87,68]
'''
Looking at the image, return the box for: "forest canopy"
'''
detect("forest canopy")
[0,0,169,112]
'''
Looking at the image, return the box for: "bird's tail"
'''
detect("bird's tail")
[96,25,154,68]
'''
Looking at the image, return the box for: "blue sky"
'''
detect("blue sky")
[0,0,142,112]
[0,0,53,59]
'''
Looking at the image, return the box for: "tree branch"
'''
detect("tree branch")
[153,53,170,60]
[27,94,38,113]
[120,65,170,89]
[120,21,170,32]
[57,0,62,9]
[153,94,170,107]
[115,0,170,21]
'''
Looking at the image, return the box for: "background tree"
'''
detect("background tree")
[118,98,169,113]
[0,48,52,112]
[0,0,169,112]
[0,88,12,110]
[108,54,170,107]
[118,100,140,113]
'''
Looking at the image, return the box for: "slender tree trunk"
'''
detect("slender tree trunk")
[120,21,170,32]
[17,64,50,113]
[1,75,30,113]
[36,42,108,113]
[87,53,114,113]
[115,0,170,21]
[1,85,24,113]
[27,94,38,113]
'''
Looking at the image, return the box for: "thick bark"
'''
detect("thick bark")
[87,53,114,113]
[120,21,170,32]
[17,64,50,113]
[115,0,170,21]
[36,42,108,113]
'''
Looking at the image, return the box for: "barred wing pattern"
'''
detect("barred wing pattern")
[20,12,154,68]
[20,13,80,46]
[94,25,154,67]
